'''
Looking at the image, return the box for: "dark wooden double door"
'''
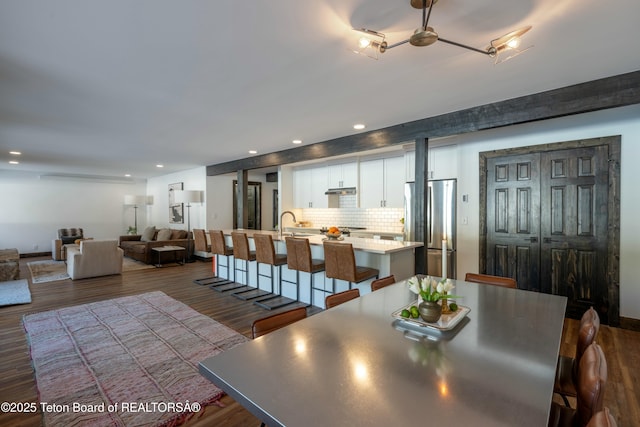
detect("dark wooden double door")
[482,140,618,323]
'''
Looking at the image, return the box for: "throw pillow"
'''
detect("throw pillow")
[156,228,173,241]
[141,226,156,242]
[171,229,187,239]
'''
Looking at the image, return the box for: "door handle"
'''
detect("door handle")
[524,237,538,243]
[543,237,561,243]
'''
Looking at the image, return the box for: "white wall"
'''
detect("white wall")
[444,103,640,320]
[147,167,207,232]
[0,171,147,254]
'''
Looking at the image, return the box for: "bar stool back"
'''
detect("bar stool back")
[193,229,210,253]
[231,232,257,286]
[209,230,234,281]
[323,241,379,290]
[285,237,325,306]
[253,233,294,310]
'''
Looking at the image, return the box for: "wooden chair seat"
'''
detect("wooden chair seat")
[251,306,307,339]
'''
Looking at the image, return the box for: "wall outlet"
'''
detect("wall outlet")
[33,244,38,250]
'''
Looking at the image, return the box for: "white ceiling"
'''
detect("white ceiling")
[1,0,639,179]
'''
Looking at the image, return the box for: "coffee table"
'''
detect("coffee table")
[151,246,186,267]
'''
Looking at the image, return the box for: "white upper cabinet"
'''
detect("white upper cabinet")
[293,166,328,208]
[359,156,405,208]
[328,162,357,188]
[405,150,416,182]
[430,145,458,180]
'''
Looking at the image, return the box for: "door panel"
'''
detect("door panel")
[540,146,608,319]
[486,153,541,290]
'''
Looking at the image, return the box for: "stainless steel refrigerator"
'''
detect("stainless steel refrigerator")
[404,179,457,279]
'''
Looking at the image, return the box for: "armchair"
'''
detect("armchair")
[52,228,84,260]
[66,239,123,280]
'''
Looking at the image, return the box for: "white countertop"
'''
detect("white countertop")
[223,229,423,255]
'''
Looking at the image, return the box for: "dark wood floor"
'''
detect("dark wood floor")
[1,257,638,426]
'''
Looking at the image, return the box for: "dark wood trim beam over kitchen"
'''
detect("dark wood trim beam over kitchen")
[207,70,640,176]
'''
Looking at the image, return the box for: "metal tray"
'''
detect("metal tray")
[391,302,471,331]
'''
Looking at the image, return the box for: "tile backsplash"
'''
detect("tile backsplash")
[299,207,405,233]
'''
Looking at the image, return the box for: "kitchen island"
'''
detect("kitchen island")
[216,229,423,308]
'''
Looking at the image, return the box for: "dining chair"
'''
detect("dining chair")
[209,230,235,282]
[285,237,325,306]
[548,342,608,427]
[323,241,379,291]
[371,275,396,292]
[325,289,360,309]
[251,306,307,339]
[585,408,617,427]
[252,233,294,310]
[555,307,600,406]
[464,272,517,289]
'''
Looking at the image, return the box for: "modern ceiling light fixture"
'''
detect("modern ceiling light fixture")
[353,0,532,63]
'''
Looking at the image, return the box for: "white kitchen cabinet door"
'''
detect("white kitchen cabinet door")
[310,167,328,208]
[430,145,458,180]
[293,168,311,208]
[359,159,384,208]
[405,150,415,182]
[293,166,328,208]
[328,162,357,188]
[359,157,404,208]
[383,156,405,208]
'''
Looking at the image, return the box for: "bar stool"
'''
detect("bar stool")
[210,230,235,282]
[285,237,325,307]
[323,241,379,293]
[230,232,269,300]
[253,233,295,310]
[193,229,210,253]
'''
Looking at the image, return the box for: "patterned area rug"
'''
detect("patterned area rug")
[23,291,249,427]
[0,279,31,306]
[27,260,69,283]
[28,258,155,283]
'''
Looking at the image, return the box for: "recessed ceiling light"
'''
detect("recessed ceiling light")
[248,150,258,154]
[292,139,302,144]
[124,174,131,177]
[9,151,21,155]
[156,164,164,168]
[353,123,366,130]
[9,160,19,165]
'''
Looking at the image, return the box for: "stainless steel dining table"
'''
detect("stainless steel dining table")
[199,278,567,427]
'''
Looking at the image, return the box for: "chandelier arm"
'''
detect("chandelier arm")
[385,39,411,50]
[437,37,492,56]
[424,0,435,30]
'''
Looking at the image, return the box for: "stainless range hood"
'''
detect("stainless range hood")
[324,187,356,195]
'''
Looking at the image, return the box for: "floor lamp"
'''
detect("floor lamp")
[124,195,153,234]
[175,190,203,262]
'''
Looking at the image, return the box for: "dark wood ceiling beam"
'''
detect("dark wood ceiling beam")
[207,70,640,176]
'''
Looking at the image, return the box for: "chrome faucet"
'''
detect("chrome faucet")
[280,210,297,237]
